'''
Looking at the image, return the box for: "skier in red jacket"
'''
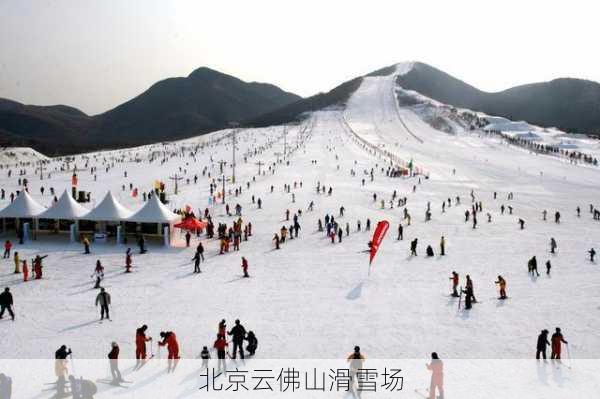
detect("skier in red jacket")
[551,328,568,360]
[135,325,152,368]
[213,334,229,373]
[159,331,180,372]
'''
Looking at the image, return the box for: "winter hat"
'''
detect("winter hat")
[354,346,360,352]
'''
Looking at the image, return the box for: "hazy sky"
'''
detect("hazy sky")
[1,0,599,115]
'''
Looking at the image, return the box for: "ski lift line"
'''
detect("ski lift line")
[340,112,428,176]
[390,78,424,144]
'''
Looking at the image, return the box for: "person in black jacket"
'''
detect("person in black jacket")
[108,342,122,383]
[536,329,550,360]
[227,319,247,359]
[245,331,258,356]
[0,287,14,320]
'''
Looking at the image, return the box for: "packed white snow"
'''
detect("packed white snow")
[1,65,599,398]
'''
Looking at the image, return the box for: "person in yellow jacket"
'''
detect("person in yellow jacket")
[495,275,507,300]
[13,251,20,273]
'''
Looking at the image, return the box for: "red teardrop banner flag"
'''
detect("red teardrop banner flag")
[369,220,389,265]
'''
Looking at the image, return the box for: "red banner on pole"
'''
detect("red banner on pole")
[369,220,389,265]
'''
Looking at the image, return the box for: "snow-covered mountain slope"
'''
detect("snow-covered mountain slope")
[1,65,600,398]
[0,146,49,165]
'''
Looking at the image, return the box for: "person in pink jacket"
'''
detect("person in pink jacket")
[426,352,444,399]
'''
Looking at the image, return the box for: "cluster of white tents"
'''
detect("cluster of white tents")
[0,190,181,245]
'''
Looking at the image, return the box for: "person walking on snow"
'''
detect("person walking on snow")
[410,239,418,256]
[536,329,550,360]
[551,328,568,360]
[13,251,20,273]
[440,236,446,256]
[495,275,507,299]
[426,352,444,399]
[125,248,133,273]
[241,257,249,278]
[528,256,539,276]
[192,251,202,273]
[550,238,557,254]
[0,287,15,321]
[449,272,459,297]
[92,260,104,289]
[82,236,91,254]
[3,240,12,259]
[228,319,247,359]
[347,346,365,394]
[397,224,403,241]
[589,248,596,262]
[95,287,111,320]
[213,334,228,373]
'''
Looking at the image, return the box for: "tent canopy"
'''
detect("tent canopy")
[84,191,133,222]
[127,194,180,224]
[38,190,90,220]
[174,217,207,230]
[0,190,46,218]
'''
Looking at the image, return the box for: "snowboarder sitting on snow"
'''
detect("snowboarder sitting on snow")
[426,245,434,257]
[246,331,258,356]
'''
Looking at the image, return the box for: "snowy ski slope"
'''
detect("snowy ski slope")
[1,64,599,398]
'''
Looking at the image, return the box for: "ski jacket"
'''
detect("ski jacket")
[537,333,550,350]
[213,338,228,351]
[0,291,12,306]
[136,329,150,348]
[95,292,111,307]
[228,324,247,342]
[427,359,444,383]
[159,332,179,352]
[108,347,119,360]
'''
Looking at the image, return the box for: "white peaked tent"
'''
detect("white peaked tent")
[38,190,90,220]
[0,190,46,218]
[84,191,133,221]
[127,194,180,223]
